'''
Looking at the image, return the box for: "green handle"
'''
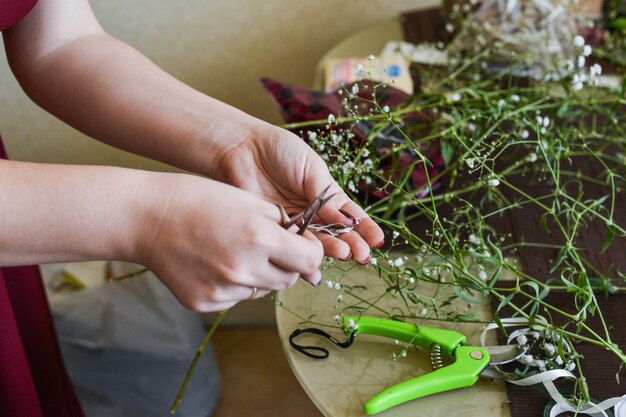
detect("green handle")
[365,345,489,414]
[343,316,466,356]
[342,317,490,415]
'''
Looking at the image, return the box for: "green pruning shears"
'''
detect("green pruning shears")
[340,316,524,415]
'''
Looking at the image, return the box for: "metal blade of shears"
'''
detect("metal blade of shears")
[479,344,526,380]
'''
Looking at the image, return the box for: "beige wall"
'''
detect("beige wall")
[1,0,436,169]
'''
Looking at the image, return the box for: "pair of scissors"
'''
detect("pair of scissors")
[277,184,360,237]
[340,316,525,415]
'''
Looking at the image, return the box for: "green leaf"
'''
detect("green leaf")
[550,245,569,273]
[454,312,478,322]
[557,101,569,119]
[539,213,551,233]
[441,140,454,166]
[454,285,490,305]
[538,287,550,300]
[493,315,509,339]
[602,223,616,253]
[496,293,516,312]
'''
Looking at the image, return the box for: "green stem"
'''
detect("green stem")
[170,309,229,414]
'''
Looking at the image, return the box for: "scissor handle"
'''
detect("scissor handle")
[342,316,490,415]
[364,345,490,414]
[343,316,466,356]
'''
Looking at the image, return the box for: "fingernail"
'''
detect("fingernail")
[374,239,385,248]
[310,279,321,287]
[358,255,371,265]
[340,252,352,261]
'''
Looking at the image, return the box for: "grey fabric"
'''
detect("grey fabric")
[50,264,220,417]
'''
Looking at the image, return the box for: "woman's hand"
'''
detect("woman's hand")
[212,124,385,264]
[137,173,324,312]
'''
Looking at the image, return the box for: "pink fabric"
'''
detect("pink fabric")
[0,137,84,417]
[0,0,38,31]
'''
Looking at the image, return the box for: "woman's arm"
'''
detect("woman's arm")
[0,159,324,310]
[3,0,385,261]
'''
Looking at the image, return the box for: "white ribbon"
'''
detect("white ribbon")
[480,318,626,417]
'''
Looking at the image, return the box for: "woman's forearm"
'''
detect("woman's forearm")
[0,159,154,266]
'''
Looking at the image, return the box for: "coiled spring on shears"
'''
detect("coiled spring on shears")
[429,343,444,370]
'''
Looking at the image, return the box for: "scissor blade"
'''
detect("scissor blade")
[478,345,526,381]
[484,344,526,365]
[479,366,520,381]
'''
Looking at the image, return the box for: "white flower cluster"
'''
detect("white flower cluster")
[325,280,342,290]
[536,114,550,135]
[346,318,358,330]
[566,35,602,92]
[387,257,406,268]
[306,124,376,192]
[515,329,577,373]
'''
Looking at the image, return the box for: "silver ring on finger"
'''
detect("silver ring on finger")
[246,286,258,301]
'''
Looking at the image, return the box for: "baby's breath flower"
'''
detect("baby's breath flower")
[511,94,520,102]
[351,84,359,95]
[478,270,488,281]
[445,23,455,33]
[582,44,592,57]
[393,257,404,267]
[382,105,390,113]
[347,319,358,330]
[369,257,378,266]
[451,93,462,102]
[327,114,336,124]
[577,55,586,68]
[488,178,500,187]
[516,334,528,346]
[469,234,481,245]
[325,280,334,288]
[528,152,538,162]
[574,35,585,48]
[520,129,530,139]
[356,64,364,74]
[336,295,344,303]
[334,282,341,290]
[590,63,602,77]
[367,54,375,61]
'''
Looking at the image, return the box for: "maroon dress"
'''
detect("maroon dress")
[1,2,85,415]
